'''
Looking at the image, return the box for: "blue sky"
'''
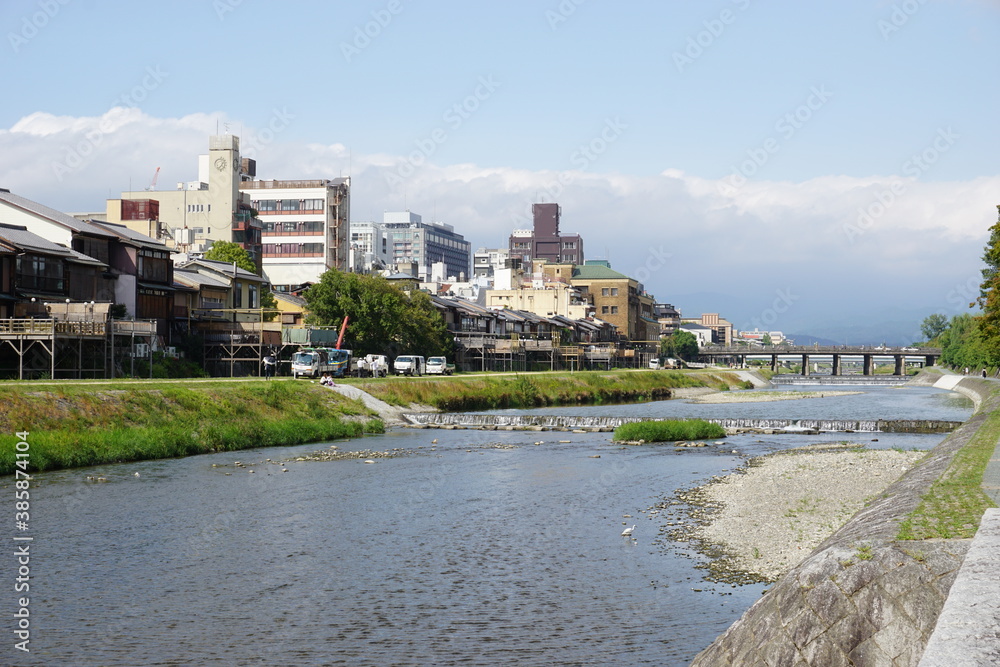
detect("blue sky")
[2,0,999,343]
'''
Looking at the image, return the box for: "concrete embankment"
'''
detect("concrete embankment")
[690,373,998,666]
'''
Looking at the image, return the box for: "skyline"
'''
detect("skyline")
[2,0,999,343]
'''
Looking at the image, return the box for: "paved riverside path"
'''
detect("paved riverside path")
[918,508,1000,666]
[690,372,998,666]
[324,382,433,427]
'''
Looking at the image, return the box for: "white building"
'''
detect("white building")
[349,220,392,273]
[240,178,350,291]
[379,211,471,281]
[473,247,510,279]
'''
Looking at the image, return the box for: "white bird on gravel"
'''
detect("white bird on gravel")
[621,524,636,537]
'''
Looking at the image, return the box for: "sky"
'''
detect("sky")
[2,0,999,344]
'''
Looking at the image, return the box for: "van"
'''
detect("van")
[393,355,425,376]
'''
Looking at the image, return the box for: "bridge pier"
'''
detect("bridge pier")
[802,354,810,375]
[894,355,904,375]
[832,354,841,376]
[771,354,779,372]
[864,354,874,375]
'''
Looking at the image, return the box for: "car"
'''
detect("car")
[425,356,455,375]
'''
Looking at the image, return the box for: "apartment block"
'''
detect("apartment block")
[240,178,350,291]
[508,203,584,266]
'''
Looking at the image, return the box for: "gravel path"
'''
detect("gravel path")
[683,445,927,582]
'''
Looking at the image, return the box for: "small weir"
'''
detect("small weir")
[771,375,910,386]
[402,413,962,434]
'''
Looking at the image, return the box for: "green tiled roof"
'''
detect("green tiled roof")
[571,265,630,280]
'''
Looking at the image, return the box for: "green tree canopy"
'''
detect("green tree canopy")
[303,270,452,357]
[761,332,773,346]
[976,206,1000,364]
[202,240,257,273]
[920,313,949,342]
[202,240,276,317]
[660,330,699,361]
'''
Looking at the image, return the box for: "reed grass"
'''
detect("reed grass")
[613,419,726,443]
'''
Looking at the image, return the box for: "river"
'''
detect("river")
[13,383,973,666]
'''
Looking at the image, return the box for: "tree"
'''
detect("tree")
[660,330,699,361]
[976,206,1000,364]
[202,240,277,318]
[761,332,773,346]
[304,269,452,357]
[920,313,948,342]
[202,240,256,273]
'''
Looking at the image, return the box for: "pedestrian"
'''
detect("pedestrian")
[263,352,276,380]
[982,369,988,378]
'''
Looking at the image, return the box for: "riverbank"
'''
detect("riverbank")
[345,368,753,411]
[679,444,926,583]
[0,369,764,475]
[690,372,1000,665]
[687,389,863,404]
[0,379,383,475]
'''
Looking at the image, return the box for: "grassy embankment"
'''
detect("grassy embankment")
[0,379,382,475]
[347,368,752,411]
[897,379,1000,540]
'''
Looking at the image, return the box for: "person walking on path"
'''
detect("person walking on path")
[263,352,277,380]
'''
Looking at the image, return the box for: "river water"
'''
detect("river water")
[15,384,973,666]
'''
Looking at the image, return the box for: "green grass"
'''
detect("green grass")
[0,379,382,475]
[897,392,1000,540]
[613,419,725,443]
[349,369,723,411]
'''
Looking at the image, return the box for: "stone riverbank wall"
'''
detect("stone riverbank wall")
[690,374,997,666]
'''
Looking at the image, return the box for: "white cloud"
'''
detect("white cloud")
[1,110,996,339]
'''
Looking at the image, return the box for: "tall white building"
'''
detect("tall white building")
[239,178,350,291]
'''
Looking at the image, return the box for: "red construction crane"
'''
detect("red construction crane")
[146,166,160,191]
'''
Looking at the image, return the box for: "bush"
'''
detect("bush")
[613,419,725,443]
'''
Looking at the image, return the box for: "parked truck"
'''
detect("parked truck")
[425,356,455,375]
[292,347,352,379]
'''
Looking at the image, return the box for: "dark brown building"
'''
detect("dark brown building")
[509,203,584,266]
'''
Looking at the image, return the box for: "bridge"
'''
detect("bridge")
[699,345,942,376]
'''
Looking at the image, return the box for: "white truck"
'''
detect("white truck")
[425,356,455,375]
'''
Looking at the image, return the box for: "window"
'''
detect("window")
[611,288,619,297]
[234,281,242,308]
[611,306,619,314]
[282,221,298,232]
[279,199,300,212]
[601,306,609,314]
[249,283,258,309]
[301,221,324,233]
[257,199,277,213]
[602,288,609,297]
